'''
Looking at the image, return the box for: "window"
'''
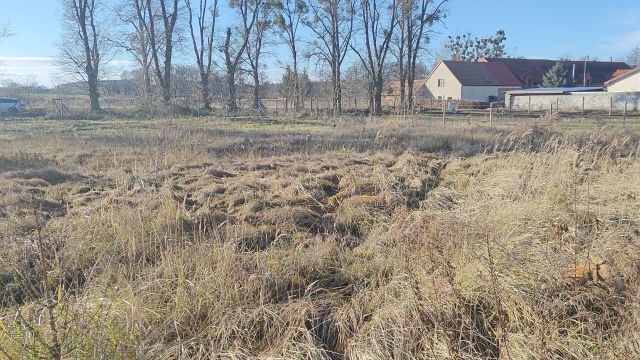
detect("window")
[437,96,443,100]
[438,79,445,87]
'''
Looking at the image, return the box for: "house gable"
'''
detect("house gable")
[425,61,463,100]
[605,67,640,92]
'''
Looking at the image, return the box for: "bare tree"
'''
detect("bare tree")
[274,0,307,112]
[625,46,640,67]
[223,0,259,113]
[58,0,110,112]
[185,0,218,110]
[0,24,13,41]
[304,0,355,115]
[144,0,180,104]
[279,65,311,108]
[115,0,153,99]
[245,0,273,111]
[395,0,446,112]
[351,0,399,115]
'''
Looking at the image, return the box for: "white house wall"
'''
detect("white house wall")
[426,62,462,100]
[460,86,520,102]
[461,86,500,101]
[608,72,640,92]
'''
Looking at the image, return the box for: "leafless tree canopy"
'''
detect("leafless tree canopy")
[304,0,355,115]
[145,0,180,104]
[351,0,399,114]
[223,0,261,113]
[245,0,274,111]
[274,0,307,112]
[58,0,112,112]
[115,0,154,99]
[50,0,450,114]
[185,0,218,110]
[395,0,447,111]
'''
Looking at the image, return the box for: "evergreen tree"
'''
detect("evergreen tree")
[542,62,570,87]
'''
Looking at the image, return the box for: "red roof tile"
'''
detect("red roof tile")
[483,62,523,87]
[443,61,522,87]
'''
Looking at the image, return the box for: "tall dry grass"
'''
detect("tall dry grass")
[0,117,639,359]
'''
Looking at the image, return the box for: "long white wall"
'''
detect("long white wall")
[506,92,640,112]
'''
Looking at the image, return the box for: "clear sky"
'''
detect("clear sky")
[0,0,639,87]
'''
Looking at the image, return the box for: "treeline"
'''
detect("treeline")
[57,0,448,115]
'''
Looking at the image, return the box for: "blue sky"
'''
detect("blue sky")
[0,0,639,87]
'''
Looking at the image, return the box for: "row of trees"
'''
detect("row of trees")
[58,0,448,115]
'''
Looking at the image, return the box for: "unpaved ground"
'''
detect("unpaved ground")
[1,118,640,359]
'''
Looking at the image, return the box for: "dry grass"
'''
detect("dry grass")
[0,115,639,359]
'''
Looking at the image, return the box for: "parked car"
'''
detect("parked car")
[0,97,26,115]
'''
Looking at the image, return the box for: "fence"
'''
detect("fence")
[506,92,640,115]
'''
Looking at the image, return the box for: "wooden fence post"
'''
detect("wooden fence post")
[623,101,628,127]
[609,97,613,119]
[556,98,559,115]
[489,102,493,126]
[528,96,531,114]
[582,96,585,115]
[442,99,446,126]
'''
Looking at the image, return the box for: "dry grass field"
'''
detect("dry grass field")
[0,113,640,359]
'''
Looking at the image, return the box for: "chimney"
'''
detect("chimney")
[452,53,461,61]
[572,64,576,83]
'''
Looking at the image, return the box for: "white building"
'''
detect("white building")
[426,61,522,102]
[605,67,640,92]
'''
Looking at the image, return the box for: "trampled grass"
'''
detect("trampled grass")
[0,114,639,359]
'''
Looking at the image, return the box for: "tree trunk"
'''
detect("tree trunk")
[252,70,260,110]
[407,68,415,111]
[163,43,172,104]
[373,75,383,115]
[292,52,299,113]
[142,61,152,100]
[227,71,237,113]
[201,72,211,110]
[87,69,101,112]
[334,63,342,115]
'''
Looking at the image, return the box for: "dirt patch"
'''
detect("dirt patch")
[6,168,81,186]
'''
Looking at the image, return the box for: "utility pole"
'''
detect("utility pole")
[583,56,589,87]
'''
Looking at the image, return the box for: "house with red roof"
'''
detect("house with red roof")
[480,57,630,88]
[424,60,522,102]
[605,67,640,92]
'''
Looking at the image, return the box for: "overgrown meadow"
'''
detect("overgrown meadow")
[1,115,639,359]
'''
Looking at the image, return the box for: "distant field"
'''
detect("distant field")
[1,115,639,358]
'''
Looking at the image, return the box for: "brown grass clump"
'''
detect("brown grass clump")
[1,117,639,359]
